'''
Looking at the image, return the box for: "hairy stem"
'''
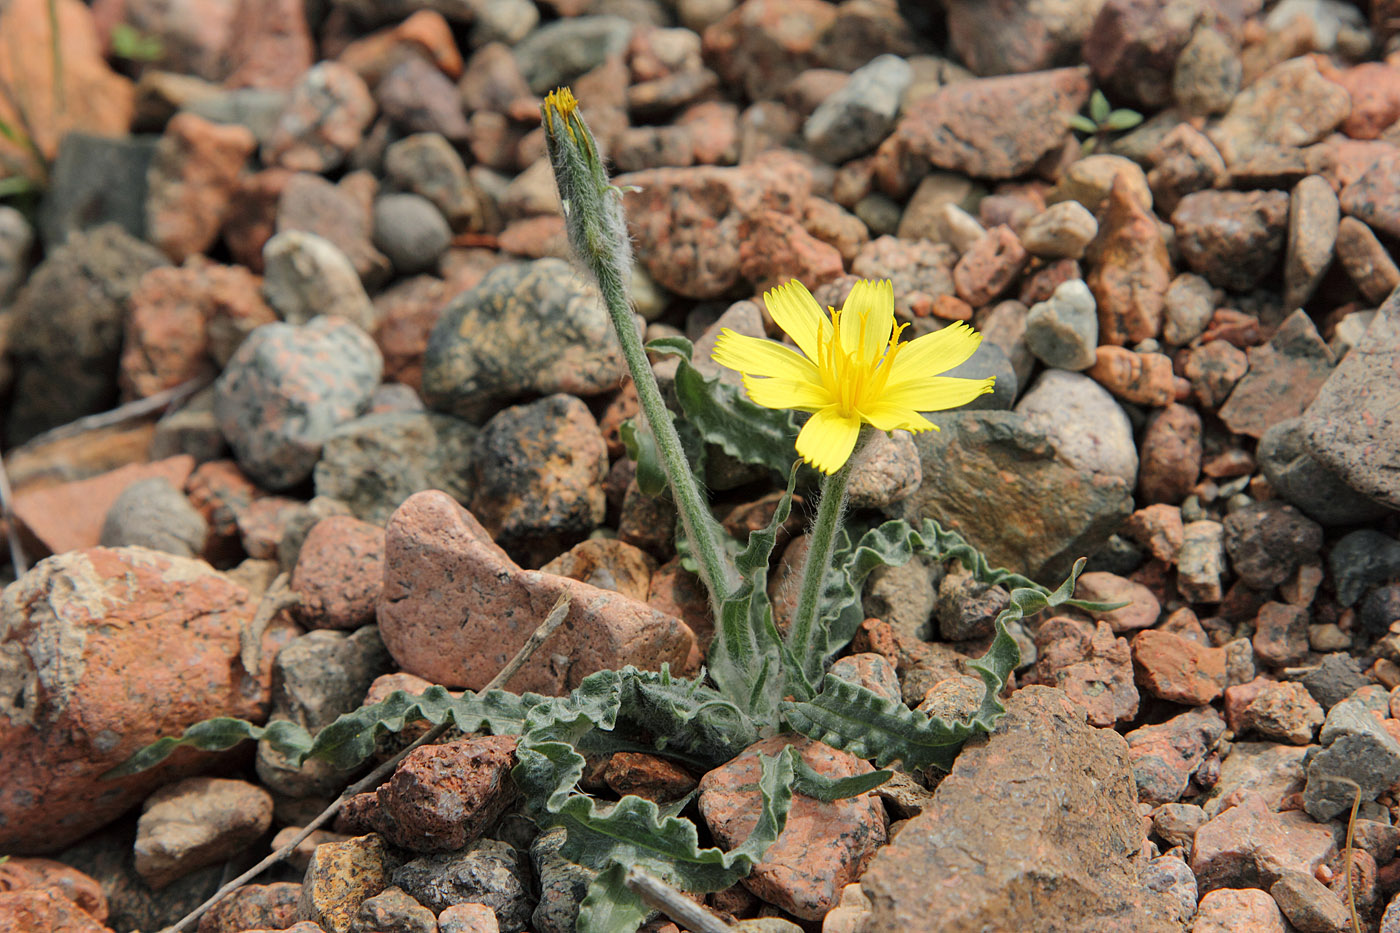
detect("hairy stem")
[788,428,870,686]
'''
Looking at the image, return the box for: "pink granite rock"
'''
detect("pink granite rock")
[378,490,695,693]
[1033,617,1140,727]
[1132,629,1226,705]
[1192,887,1287,933]
[291,516,385,630]
[698,735,886,920]
[1191,791,1337,893]
[1088,175,1173,346]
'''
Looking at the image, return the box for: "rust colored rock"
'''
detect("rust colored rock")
[0,547,289,853]
[379,490,695,693]
[0,0,134,177]
[1087,346,1176,407]
[952,225,1028,308]
[1147,123,1227,216]
[1124,504,1184,564]
[121,262,275,400]
[1219,310,1336,439]
[1137,403,1201,504]
[0,858,107,923]
[737,210,845,294]
[1191,792,1336,893]
[1339,149,1400,242]
[1240,680,1324,745]
[540,538,658,604]
[146,111,257,263]
[355,736,517,853]
[373,276,449,393]
[1132,629,1226,706]
[0,888,108,933]
[291,516,386,630]
[1124,706,1225,805]
[338,10,462,86]
[1088,175,1172,346]
[11,455,195,556]
[698,735,886,920]
[1193,888,1287,933]
[860,686,1180,932]
[221,168,295,273]
[299,834,392,933]
[1033,617,1139,727]
[196,883,301,933]
[1075,570,1161,633]
[1183,339,1248,411]
[879,67,1089,185]
[1253,602,1311,668]
[603,752,698,803]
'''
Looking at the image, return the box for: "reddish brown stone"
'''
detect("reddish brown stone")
[952,225,1028,308]
[1335,216,1400,304]
[698,735,886,920]
[1218,309,1335,440]
[1239,680,1324,745]
[1088,175,1172,346]
[185,459,266,564]
[236,495,303,561]
[1147,123,1228,216]
[337,9,461,86]
[540,538,658,604]
[1132,629,1226,706]
[702,0,839,101]
[291,516,385,630]
[1191,792,1336,893]
[1124,504,1185,564]
[1334,62,1400,139]
[222,0,315,90]
[0,858,107,923]
[1033,617,1139,727]
[0,547,290,853]
[0,888,108,933]
[1075,571,1162,633]
[1087,346,1176,406]
[1172,189,1290,292]
[1253,602,1310,667]
[1124,706,1224,805]
[1137,404,1202,504]
[1339,148,1400,241]
[737,210,845,293]
[146,112,257,263]
[372,275,449,392]
[1183,339,1248,411]
[196,883,302,933]
[263,62,374,173]
[603,752,698,803]
[1192,888,1287,933]
[222,168,295,273]
[801,197,868,265]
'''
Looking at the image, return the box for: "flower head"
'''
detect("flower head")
[713,279,994,474]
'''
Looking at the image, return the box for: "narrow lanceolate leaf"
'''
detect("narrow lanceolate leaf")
[646,336,815,481]
[792,757,893,802]
[565,748,798,933]
[102,718,312,779]
[708,466,803,716]
[787,558,1094,770]
[1068,114,1099,135]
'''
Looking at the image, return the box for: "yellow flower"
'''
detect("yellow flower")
[712,279,994,474]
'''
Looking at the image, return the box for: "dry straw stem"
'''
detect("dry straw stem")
[162,593,574,933]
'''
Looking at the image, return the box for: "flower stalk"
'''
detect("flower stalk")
[542,88,737,616]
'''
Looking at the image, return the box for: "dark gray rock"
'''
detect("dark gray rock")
[943,338,1017,410]
[1303,295,1400,509]
[1222,501,1323,590]
[1300,653,1371,711]
[804,54,912,164]
[37,133,158,248]
[901,411,1134,584]
[256,626,394,798]
[421,258,625,423]
[529,827,595,933]
[313,411,479,527]
[393,839,532,933]
[372,194,452,276]
[100,477,208,558]
[214,317,383,490]
[1360,586,1400,639]
[1303,687,1400,820]
[859,686,1182,933]
[5,224,168,445]
[1258,417,1394,526]
[1327,529,1400,607]
[512,16,634,94]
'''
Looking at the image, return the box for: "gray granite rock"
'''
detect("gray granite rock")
[262,230,377,332]
[1304,689,1400,820]
[804,54,912,165]
[393,839,532,932]
[422,258,625,423]
[529,827,595,933]
[1015,369,1137,486]
[314,410,479,528]
[215,317,383,490]
[1020,201,1098,260]
[100,477,208,558]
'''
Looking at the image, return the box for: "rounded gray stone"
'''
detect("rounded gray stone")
[512,15,634,94]
[214,317,383,490]
[1024,279,1098,370]
[803,54,913,165]
[262,230,377,332]
[99,477,208,558]
[372,193,452,276]
[1016,369,1138,486]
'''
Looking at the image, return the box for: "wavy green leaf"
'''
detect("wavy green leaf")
[792,756,892,802]
[578,864,649,933]
[102,717,312,779]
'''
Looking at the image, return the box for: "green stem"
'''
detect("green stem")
[788,427,870,686]
[591,257,737,618]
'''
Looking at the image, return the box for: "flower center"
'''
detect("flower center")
[817,308,906,417]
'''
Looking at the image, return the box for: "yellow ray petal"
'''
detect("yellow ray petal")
[878,375,996,413]
[742,374,832,411]
[886,321,983,384]
[763,281,829,360]
[858,402,939,433]
[712,330,821,382]
[839,279,894,363]
[796,407,862,474]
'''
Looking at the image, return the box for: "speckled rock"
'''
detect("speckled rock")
[1193,888,1287,933]
[1196,793,1340,893]
[348,886,436,933]
[195,882,301,933]
[1302,294,1400,509]
[1162,272,1217,347]
[1088,175,1172,346]
[384,133,487,233]
[1240,681,1324,745]
[699,735,886,920]
[1048,153,1152,214]
[860,686,1179,932]
[1020,200,1098,260]
[1208,56,1351,164]
[1125,705,1225,805]
[878,67,1090,183]
[291,516,385,630]
[262,231,377,333]
[440,901,501,933]
[902,411,1133,583]
[467,394,607,566]
[539,538,657,604]
[392,839,531,933]
[1137,403,1202,504]
[421,259,625,422]
[0,547,286,853]
[1147,123,1228,217]
[134,777,273,890]
[952,224,1028,307]
[846,429,921,509]
[263,62,375,173]
[378,490,694,692]
[1219,309,1336,440]
[215,316,382,491]
[736,209,845,293]
[256,626,393,799]
[5,224,168,445]
[803,54,911,165]
[99,477,208,559]
[146,112,257,263]
[1016,369,1137,486]
[1223,501,1323,590]
[313,410,478,527]
[299,834,393,933]
[850,236,958,320]
[372,194,452,277]
[0,888,109,933]
[1335,216,1400,304]
[1271,870,1352,933]
[344,736,517,854]
[1184,340,1248,411]
[1283,175,1340,309]
[1172,189,1290,292]
[1303,690,1400,820]
[1086,346,1176,407]
[1033,618,1139,727]
[527,826,592,933]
